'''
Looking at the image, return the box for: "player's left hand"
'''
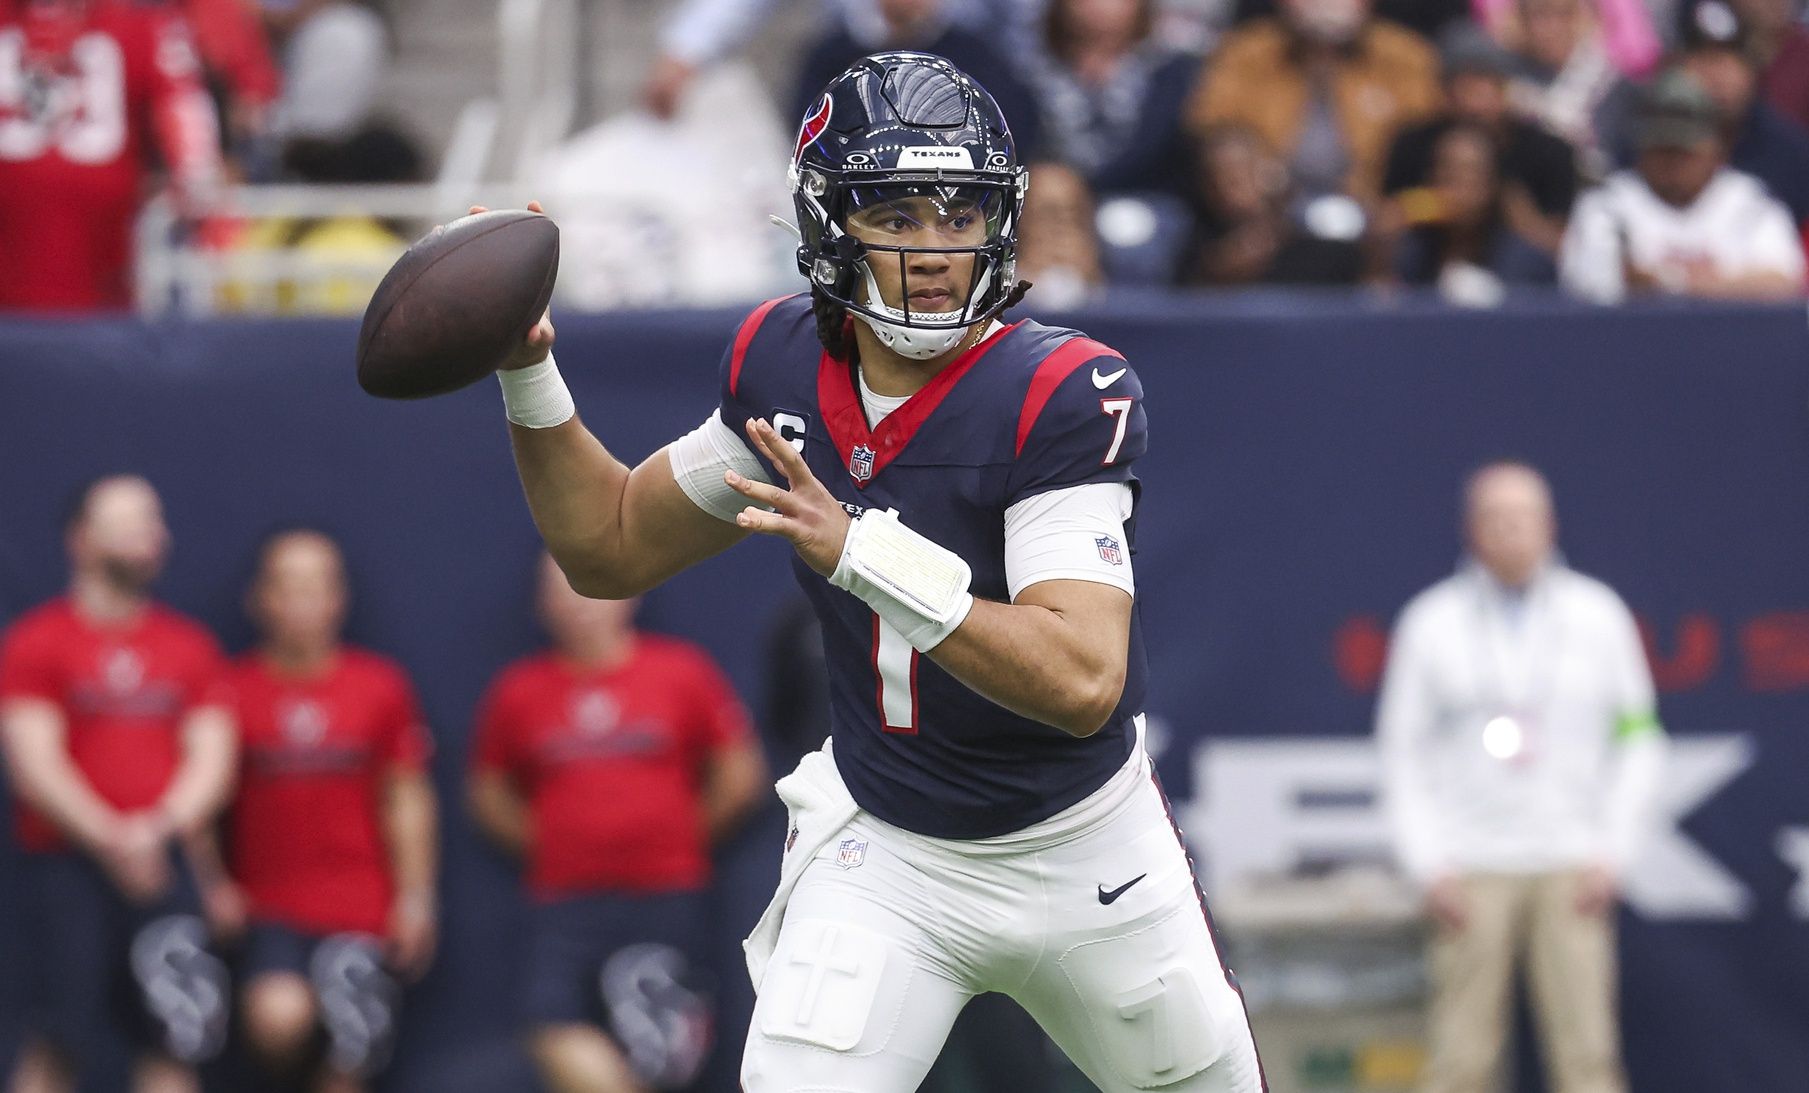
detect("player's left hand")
[200,878,249,943]
[728,418,851,577]
[387,893,437,981]
[1574,863,1618,917]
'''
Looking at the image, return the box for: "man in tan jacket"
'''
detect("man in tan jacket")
[1189,0,1441,207]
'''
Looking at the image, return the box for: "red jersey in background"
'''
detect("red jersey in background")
[229,648,430,936]
[0,597,229,852]
[472,636,753,900]
[0,0,221,310]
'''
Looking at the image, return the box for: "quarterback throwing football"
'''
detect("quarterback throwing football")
[487,52,1264,1093]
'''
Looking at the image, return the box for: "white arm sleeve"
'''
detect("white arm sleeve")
[1376,606,1447,887]
[1003,483,1135,601]
[668,410,774,522]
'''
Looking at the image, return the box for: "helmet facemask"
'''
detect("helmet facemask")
[795,171,1025,360]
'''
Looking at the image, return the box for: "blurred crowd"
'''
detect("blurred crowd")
[2,0,1808,311]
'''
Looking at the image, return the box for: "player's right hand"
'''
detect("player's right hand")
[466,201,557,370]
[200,879,250,942]
[99,815,174,905]
[1426,875,1469,932]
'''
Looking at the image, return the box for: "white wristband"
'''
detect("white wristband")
[830,508,974,652]
[498,354,575,429]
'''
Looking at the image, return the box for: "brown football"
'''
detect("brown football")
[356,209,560,399]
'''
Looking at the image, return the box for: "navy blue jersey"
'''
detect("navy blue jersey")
[719,295,1150,839]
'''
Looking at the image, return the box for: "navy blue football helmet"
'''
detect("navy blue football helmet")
[790,51,1027,359]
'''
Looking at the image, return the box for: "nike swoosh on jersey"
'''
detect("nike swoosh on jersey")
[1097,874,1147,905]
[1091,366,1128,389]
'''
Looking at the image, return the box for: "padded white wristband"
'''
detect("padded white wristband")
[497,354,575,429]
[830,508,974,652]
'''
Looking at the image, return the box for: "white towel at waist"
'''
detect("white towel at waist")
[742,737,858,988]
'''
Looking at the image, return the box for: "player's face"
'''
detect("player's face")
[1448,72,1508,127]
[1466,466,1556,587]
[1639,140,1722,207]
[252,532,348,650]
[846,188,992,316]
[71,477,170,593]
[1520,0,1583,68]
[1061,0,1145,42]
[1431,129,1497,226]
[537,555,639,652]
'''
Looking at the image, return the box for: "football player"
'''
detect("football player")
[202,529,438,1092]
[479,52,1264,1092]
[468,555,766,1093]
[0,475,235,1093]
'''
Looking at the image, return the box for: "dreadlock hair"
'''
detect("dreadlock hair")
[810,280,1034,361]
[811,286,858,363]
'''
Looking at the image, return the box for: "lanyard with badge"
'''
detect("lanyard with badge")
[1471,575,1564,769]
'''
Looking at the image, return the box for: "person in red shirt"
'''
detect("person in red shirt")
[197,528,438,1093]
[468,554,768,1093]
[0,474,236,1093]
[0,0,222,311]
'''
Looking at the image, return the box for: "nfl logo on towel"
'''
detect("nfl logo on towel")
[850,445,876,483]
[835,837,868,869]
[1095,535,1123,565]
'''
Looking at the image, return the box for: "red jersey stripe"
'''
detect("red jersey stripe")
[1015,338,1124,457]
[817,321,1021,489]
[728,296,797,398]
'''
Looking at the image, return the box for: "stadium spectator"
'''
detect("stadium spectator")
[1181,126,1367,286]
[468,557,767,1093]
[1014,162,1106,307]
[1229,0,1472,40]
[1377,461,1667,1093]
[1383,23,1578,257]
[0,0,223,312]
[1560,70,1805,301]
[198,529,438,1092]
[1187,0,1443,209]
[1382,122,1555,294]
[791,0,1041,157]
[260,0,386,142]
[1676,0,1809,134]
[1496,0,1639,178]
[1390,123,1557,293]
[159,0,282,156]
[1669,0,1809,226]
[646,0,1044,118]
[1022,0,1198,197]
[0,475,236,1092]
[1475,0,1663,76]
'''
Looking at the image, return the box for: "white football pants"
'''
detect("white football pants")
[741,744,1265,1092]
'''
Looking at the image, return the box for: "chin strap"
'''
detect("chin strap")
[853,266,969,360]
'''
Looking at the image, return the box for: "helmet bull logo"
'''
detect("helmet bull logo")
[794,94,832,165]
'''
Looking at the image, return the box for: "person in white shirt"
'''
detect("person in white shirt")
[1560,69,1805,302]
[1376,461,1667,1093]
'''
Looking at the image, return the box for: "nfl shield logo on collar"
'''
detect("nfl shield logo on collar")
[1095,535,1123,565]
[835,837,868,869]
[850,444,876,483]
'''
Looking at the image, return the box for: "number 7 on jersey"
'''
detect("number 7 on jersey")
[1101,398,1134,465]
